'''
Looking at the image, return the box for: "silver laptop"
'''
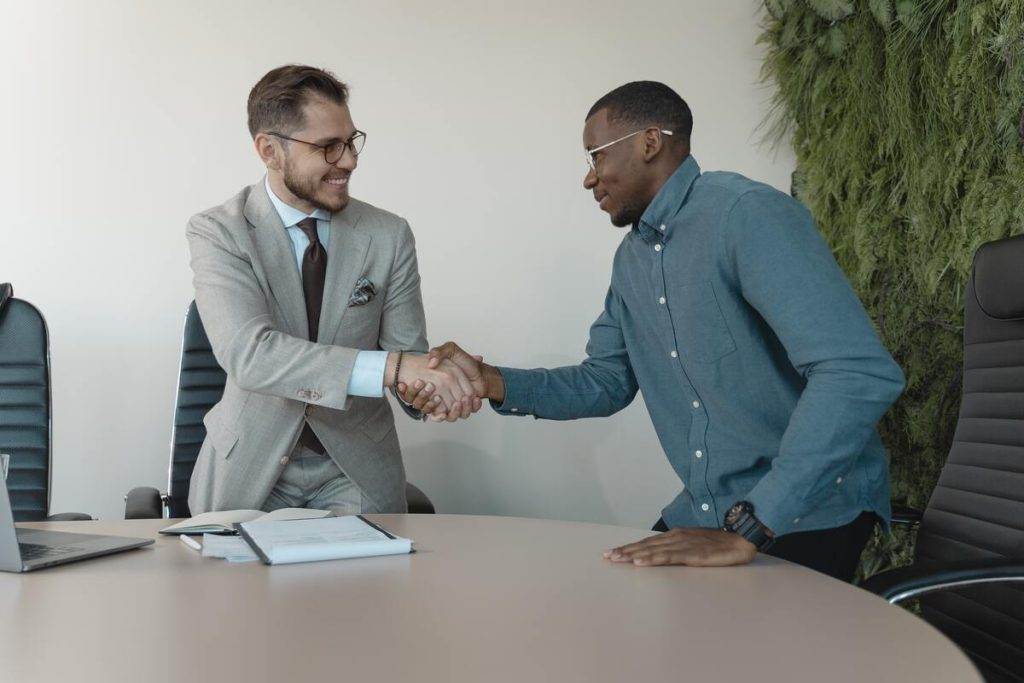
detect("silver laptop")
[0,455,153,572]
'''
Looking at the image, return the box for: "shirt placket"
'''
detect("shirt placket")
[647,223,718,527]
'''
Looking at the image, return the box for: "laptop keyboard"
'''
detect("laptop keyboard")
[19,542,84,560]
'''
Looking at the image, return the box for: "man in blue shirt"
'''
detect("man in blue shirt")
[400,81,905,581]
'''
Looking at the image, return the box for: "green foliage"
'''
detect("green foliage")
[758,0,1024,575]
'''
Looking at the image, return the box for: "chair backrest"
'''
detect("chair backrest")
[167,301,226,518]
[0,287,52,521]
[917,235,1024,680]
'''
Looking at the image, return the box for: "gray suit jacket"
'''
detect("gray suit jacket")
[185,180,427,514]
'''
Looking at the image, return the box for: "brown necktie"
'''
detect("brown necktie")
[297,217,326,342]
[296,217,327,454]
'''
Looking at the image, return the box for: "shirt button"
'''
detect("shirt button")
[701,503,710,512]
[511,408,519,412]
[658,297,666,305]
[692,400,700,409]
[793,517,801,524]
[670,350,678,358]
[654,244,662,252]
[280,456,289,465]
[659,224,666,232]
[836,477,843,484]
[304,405,314,416]
[695,450,703,458]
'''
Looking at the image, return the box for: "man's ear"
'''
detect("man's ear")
[641,128,666,163]
[254,133,284,171]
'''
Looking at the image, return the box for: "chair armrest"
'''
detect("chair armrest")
[124,486,165,519]
[890,503,923,527]
[45,512,93,521]
[862,558,1024,603]
[405,482,435,514]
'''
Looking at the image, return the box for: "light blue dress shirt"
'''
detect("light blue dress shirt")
[265,178,388,398]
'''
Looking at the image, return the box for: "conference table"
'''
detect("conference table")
[1,514,980,683]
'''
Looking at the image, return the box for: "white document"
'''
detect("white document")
[201,534,259,562]
[238,515,413,565]
[160,507,332,535]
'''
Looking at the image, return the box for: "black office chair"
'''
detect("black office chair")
[862,236,1024,682]
[124,301,435,518]
[0,284,91,521]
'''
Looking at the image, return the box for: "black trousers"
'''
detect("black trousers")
[652,511,878,583]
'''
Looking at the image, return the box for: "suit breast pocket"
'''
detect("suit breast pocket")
[668,280,737,364]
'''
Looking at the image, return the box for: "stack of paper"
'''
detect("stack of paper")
[236,515,413,565]
[201,534,259,563]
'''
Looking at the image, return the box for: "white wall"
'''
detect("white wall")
[1,0,794,523]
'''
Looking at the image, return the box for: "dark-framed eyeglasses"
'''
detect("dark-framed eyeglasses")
[267,130,367,164]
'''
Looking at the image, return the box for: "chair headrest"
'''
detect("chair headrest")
[0,283,12,316]
[972,235,1024,320]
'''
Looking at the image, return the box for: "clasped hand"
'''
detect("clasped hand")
[396,342,492,422]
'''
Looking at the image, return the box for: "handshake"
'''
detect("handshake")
[385,342,504,422]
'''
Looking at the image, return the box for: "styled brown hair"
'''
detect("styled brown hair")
[247,65,349,138]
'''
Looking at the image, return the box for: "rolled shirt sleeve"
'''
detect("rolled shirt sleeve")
[726,190,906,536]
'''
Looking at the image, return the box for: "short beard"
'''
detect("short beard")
[281,156,346,213]
[610,197,647,228]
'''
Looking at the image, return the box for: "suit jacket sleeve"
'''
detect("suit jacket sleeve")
[187,213,359,412]
[378,220,429,419]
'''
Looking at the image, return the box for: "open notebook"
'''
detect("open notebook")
[235,515,413,565]
[159,508,332,535]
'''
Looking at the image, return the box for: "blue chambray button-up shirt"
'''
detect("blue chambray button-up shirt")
[493,156,905,536]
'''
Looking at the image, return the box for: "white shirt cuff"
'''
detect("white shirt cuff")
[347,350,389,397]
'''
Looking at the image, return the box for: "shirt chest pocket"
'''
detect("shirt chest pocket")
[667,280,737,364]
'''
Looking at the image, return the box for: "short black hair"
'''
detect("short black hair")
[247,65,349,138]
[586,81,693,143]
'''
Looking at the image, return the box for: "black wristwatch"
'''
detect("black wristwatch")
[722,501,775,552]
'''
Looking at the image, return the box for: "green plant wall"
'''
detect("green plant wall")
[758,0,1024,575]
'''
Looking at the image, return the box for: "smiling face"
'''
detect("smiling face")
[582,108,657,228]
[257,96,358,214]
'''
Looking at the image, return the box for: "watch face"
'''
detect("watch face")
[724,503,744,526]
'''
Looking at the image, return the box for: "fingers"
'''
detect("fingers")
[627,549,694,566]
[603,531,680,559]
[397,379,425,404]
[603,529,756,567]
[411,383,436,411]
[427,341,457,369]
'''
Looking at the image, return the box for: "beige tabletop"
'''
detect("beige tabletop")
[0,515,979,683]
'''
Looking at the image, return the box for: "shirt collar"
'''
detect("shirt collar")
[264,176,331,228]
[635,155,701,244]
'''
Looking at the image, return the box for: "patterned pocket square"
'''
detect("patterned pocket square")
[348,277,376,307]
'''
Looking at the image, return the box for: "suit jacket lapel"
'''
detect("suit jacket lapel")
[244,181,309,339]
[320,199,371,344]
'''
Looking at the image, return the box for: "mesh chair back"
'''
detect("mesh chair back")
[0,293,51,521]
[916,235,1024,681]
[167,301,226,518]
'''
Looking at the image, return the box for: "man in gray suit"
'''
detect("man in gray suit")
[186,65,479,515]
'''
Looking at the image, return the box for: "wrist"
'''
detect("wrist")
[722,501,775,552]
[384,352,399,389]
[482,364,506,403]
